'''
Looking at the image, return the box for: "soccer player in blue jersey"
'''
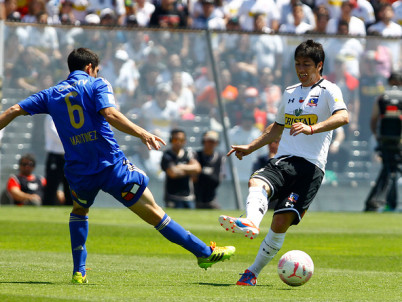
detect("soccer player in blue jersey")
[0,48,235,284]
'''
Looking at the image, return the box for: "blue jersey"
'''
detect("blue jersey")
[19,70,125,176]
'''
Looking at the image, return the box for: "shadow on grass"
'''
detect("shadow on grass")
[0,281,98,286]
[0,281,54,285]
[197,282,273,288]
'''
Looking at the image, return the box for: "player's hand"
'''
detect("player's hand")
[142,132,166,150]
[227,145,252,160]
[290,122,312,136]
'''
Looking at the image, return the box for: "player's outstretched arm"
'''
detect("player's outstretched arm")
[100,107,166,150]
[227,122,284,160]
[0,104,28,131]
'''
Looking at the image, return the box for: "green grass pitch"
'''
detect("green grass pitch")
[0,207,401,302]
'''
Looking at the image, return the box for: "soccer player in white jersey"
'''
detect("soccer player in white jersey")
[219,40,349,286]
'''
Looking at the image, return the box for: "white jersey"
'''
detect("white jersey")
[275,79,347,171]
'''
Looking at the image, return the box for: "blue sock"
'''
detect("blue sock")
[69,213,88,276]
[155,214,212,258]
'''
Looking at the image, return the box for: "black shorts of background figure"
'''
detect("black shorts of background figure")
[250,156,324,225]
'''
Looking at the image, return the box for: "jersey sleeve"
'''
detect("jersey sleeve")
[18,89,50,115]
[93,77,117,112]
[327,83,348,114]
[7,175,20,191]
[275,91,288,126]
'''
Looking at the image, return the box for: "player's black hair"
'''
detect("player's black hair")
[67,48,100,73]
[19,153,36,167]
[169,128,186,142]
[294,40,325,75]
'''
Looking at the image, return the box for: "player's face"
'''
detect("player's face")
[295,56,322,87]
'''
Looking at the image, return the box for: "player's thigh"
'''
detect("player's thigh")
[128,187,165,226]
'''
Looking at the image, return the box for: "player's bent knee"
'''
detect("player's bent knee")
[71,201,89,216]
[248,178,271,195]
[271,212,297,233]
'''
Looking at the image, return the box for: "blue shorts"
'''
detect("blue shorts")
[66,158,149,208]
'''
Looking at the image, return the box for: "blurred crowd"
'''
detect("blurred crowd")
[0,0,400,35]
[1,0,401,204]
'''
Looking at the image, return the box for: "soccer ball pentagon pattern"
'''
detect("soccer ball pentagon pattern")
[277,250,314,286]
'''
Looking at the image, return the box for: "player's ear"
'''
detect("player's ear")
[317,61,323,73]
[84,63,92,74]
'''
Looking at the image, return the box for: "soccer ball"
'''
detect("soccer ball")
[277,250,314,286]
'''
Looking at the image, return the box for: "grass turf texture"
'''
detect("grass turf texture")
[0,207,401,302]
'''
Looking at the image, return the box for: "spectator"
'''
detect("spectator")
[128,142,164,180]
[57,0,78,25]
[161,129,201,208]
[315,0,342,20]
[125,0,155,27]
[3,30,24,82]
[193,130,225,209]
[140,83,180,142]
[364,32,393,80]
[221,34,258,87]
[43,116,73,206]
[325,20,364,78]
[252,138,280,172]
[194,67,217,115]
[5,0,20,21]
[0,0,5,20]
[21,0,46,23]
[278,0,316,29]
[135,65,160,106]
[149,0,188,28]
[6,154,46,206]
[99,7,117,26]
[170,71,195,119]
[367,3,401,72]
[228,110,262,181]
[100,48,139,111]
[157,53,194,91]
[192,0,225,30]
[88,0,125,25]
[252,11,273,33]
[237,0,280,32]
[357,50,386,141]
[306,5,330,34]
[368,3,402,37]
[68,0,89,24]
[352,0,375,27]
[8,46,49,93]
[393,0,402,26]
[326,0,366,36]
[279,1,314,34]
[220,68,239,104]
[257,67,282,126]
[18,18,62,60]
[251,19,283,81]
[84,12,100,25]
[222,0,243,21]
[326,127,349,173]
[325,54,360,134]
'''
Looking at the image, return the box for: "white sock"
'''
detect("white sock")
[245,187,268,228]
[248,228,286,277]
